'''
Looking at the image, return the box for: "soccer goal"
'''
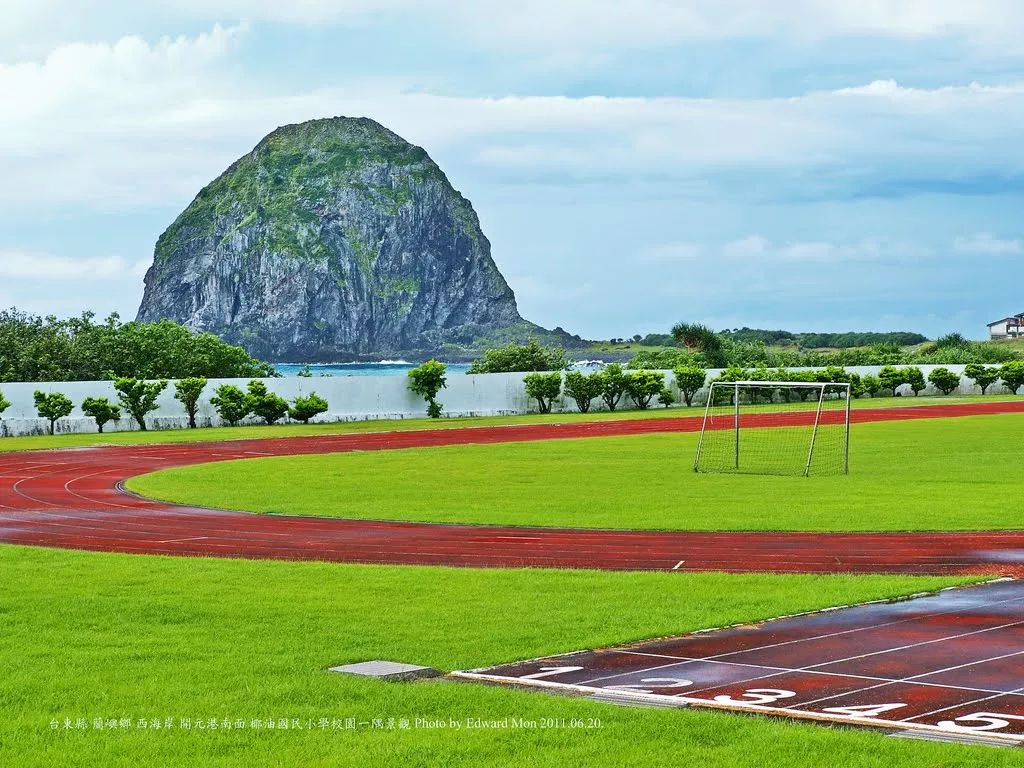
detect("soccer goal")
[694,381,851,476]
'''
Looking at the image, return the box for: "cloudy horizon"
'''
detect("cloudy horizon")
[3,2,1024,339]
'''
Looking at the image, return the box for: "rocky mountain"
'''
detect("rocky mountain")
[136,117,543,361]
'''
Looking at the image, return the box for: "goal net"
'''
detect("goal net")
[694,381,851,477]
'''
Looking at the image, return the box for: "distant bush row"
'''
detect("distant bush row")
[629,334,1020,371]
[0,378,329,435]
[403,359,1024,419]
[708,362,1024,400]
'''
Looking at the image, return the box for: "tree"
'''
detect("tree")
[878,365,905,396]
[289,393,329,424]
[210,384,251,426]
[113,377,168,431]
[468,339,567,374]
[927,367,960,396]
[0,388,9,416]
[246,380,289,425]
[672,365,707,406]
[624,370,665,410]
[563,371,602,413]
[81,397,121,433]
[965,364,1000,395]
[903,366,926,396]
[408,360,448,418]
[670,322,726,366]
[657,388,675,407]
[596,363,628,411]
[859,374,882,398]
[33,391,73,435]
[0,309,274,383]
[999,361,1024,395]
[523,372,562,413]
[173,377,208,429]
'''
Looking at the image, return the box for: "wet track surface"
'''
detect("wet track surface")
[458,580,1024,744]
[1,400,1024,574]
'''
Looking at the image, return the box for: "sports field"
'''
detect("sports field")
[4,402,1024,765]
[130,412,1024,531]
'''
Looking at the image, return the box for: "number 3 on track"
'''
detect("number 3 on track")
[713,689,796,705]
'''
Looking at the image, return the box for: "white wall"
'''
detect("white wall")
[0,364,1012,437]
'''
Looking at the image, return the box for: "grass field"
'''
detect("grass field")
[2,545,1003,768]
[129,412,1024,532]
[2,393,1017,453]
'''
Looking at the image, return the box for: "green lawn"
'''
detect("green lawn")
[129,412,1024,532]
[2,393,1017,453]
[2,545,1006,767]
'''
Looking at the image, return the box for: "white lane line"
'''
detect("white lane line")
[614,650,1024,699]
[617,589,1024,665]
[156,536,210,544]
[673,560,685,570]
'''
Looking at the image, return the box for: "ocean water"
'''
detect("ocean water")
[274,361,472,377]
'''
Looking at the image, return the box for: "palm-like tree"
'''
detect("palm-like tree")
[671,322,726,367]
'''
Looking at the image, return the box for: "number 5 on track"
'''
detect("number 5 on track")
[936,712,1024,732]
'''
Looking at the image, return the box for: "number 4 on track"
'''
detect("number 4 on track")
[821,703,907,718]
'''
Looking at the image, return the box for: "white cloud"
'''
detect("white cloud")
[6,20,1024,216]
[953,233,1024,255]
[0,252,149,280]
[146,1,1024,49]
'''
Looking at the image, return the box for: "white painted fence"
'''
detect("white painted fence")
[0,364,1012,437]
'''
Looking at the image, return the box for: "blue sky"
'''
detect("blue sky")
[3,2,1024,339]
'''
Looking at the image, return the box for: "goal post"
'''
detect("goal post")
[693,380,851,477]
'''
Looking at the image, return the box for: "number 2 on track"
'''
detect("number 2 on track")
[520,666,584,680]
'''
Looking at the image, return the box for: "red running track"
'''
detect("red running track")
[2,400,1024,575]
[457,579,1024,744]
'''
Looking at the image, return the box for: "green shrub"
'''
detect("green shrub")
[999,361,1024,394]
[408,360,447,418]
[289,393,329,424]
[173,377,208,429]
[927,367,960,396]
[628,349,697,370]
[33,390,73,435]
[964,363,1000,395]
[81,397,121,433]
[468,339,567,374]
[859,374,882,398]
[210,384,250,426]
[523,372,562,414]
[623,370,666,410]
[672,365,706,406]
[878,365,905,396]
[563,371,603,413]
[596,363,628,411]
[113,377,168,431]
[247,380,289,425]
[0,388,9,416]
[903,367,926,396]
[657,388,675,407]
